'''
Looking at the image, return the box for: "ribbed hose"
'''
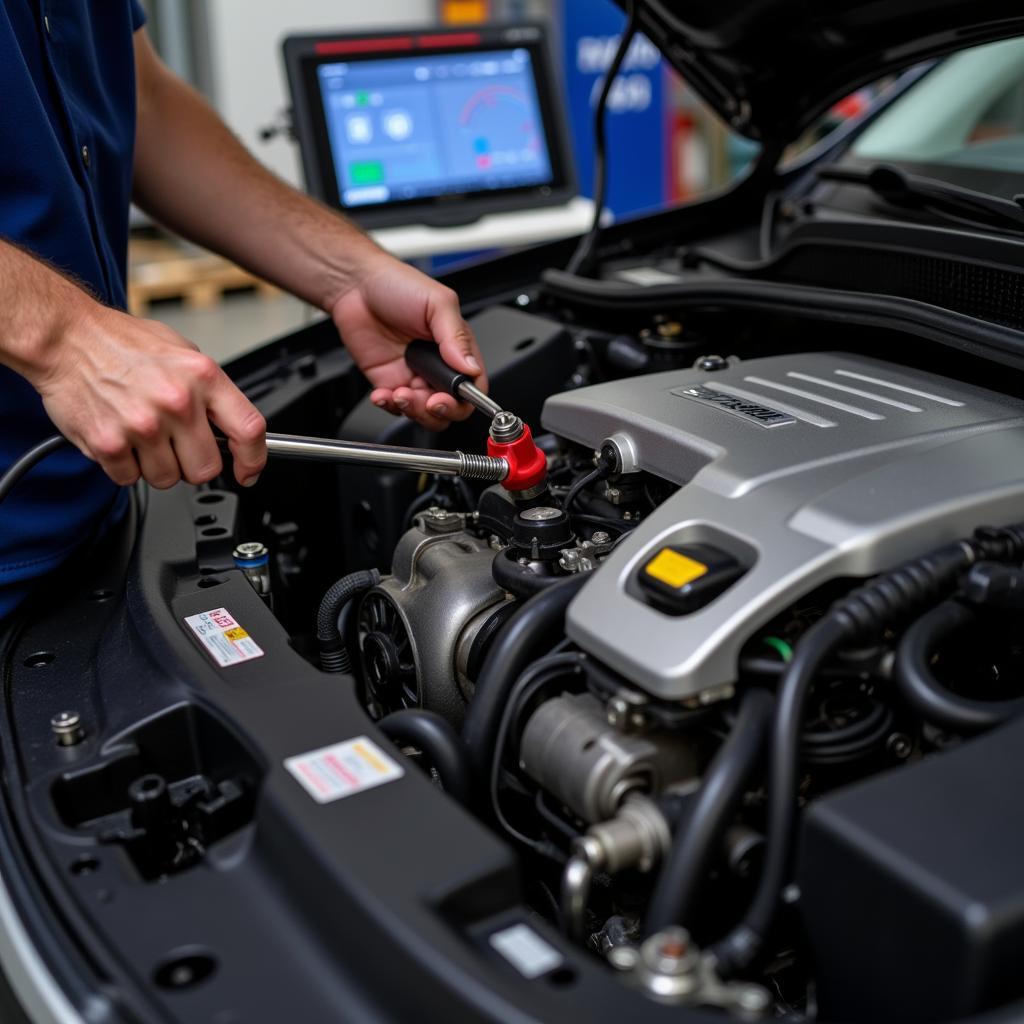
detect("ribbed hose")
[894,600,1024,734]
[462,573,590,777]
[317,569,380,673]
[712,528,1024,976]
[644,688,774,936]
[378,709,473,807]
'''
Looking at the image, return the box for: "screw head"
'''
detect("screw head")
[887,732,913,760]
[695,354,729,372]
[51,710,84,746]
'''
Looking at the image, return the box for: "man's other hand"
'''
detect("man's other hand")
[329,255,488,432]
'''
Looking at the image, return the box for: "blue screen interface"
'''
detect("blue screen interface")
[317,48,554,207]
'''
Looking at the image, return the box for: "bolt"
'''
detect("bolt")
[515,293,531,307]
[696,354,729,372]
[591,530,611,545]
[607,696,629,727]
[51,710,84,747]
[641,927,699,976]
[169,964,194,987]
[489,411,524,443]
[559,549,581,573]
[887,732,913,760]
[605,487,621,504]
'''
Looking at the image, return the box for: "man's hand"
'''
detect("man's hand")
[328,255,488,432]
[28,303,266,490]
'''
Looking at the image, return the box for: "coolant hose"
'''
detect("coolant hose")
[316,568,381,673]
[711,533,1024,976]
[894,600,1024,734]
[462,573,590,777]
[491,549,559,599]
[645,687,774,936]
[378,709,474,807]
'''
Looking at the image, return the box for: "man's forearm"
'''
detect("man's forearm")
[132,34,385,312]
[0,239,89,385]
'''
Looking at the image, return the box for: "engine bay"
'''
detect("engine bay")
[9,277,1024,1022]
[228,313,1024,1020]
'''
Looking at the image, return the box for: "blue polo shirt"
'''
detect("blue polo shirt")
[0,0,146,618]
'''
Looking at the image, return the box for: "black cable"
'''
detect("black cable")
[0,435,69,505]
[645,687,774,936]
[489,652,584,858]
[563,457,614,515]
[462,573,590,777]
[565,0,639,277]
[894,600,1024,734]
[377,708,474,807]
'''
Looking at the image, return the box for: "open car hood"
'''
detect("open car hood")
[627,0,1024,144]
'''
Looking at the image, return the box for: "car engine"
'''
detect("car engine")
[296,346,1024,1019]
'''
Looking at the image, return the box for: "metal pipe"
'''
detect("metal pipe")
[456,381,503,420]
[259,433,508,482]
[562,839,601,942]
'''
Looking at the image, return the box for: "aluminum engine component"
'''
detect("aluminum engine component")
[542,352,1024,702]
[357,508,509,724]
[562,795,671,942]
[518,692,696,822]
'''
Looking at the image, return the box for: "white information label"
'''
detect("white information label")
[184,607,265,668]
[489,924,564,979]
[284,737,404,804]
[615,265,686,287]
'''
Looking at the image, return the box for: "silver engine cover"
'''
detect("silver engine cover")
[542,352,1024,702]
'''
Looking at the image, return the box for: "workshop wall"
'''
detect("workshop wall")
[194,1,436,188]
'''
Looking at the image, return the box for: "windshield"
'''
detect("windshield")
[849,36,1024,194]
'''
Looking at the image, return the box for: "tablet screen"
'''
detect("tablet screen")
[318,47,555,209]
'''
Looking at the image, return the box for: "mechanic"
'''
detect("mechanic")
[0,2,487,620]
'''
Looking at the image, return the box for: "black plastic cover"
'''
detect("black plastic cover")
[798,718,1024,1023]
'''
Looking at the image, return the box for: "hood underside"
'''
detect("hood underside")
[627,0,1024,145]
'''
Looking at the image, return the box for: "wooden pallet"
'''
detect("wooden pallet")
[127,237,280,317]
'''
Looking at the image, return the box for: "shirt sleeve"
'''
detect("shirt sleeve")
[130,0,147,30]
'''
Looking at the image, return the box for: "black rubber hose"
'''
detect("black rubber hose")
[316,569,380,673]
[492,549,559,599]
[711,535,1005,975]
[645,687,774,936]
[378,709,474,808]
[563,464,610,515]
[0,434,69,504]
[894,600,1024,734]
[462,573,589,776]
[712,617,850,974]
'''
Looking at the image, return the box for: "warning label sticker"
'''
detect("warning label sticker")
[284,737,404,804]
[489,924,564,979]
[184,607,265,668]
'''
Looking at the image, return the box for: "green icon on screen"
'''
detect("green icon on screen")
[350,161,384,185]
[356,90,370,107]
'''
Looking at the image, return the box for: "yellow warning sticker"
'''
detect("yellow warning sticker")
[183,608,264,668]
[644,549,708,589]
